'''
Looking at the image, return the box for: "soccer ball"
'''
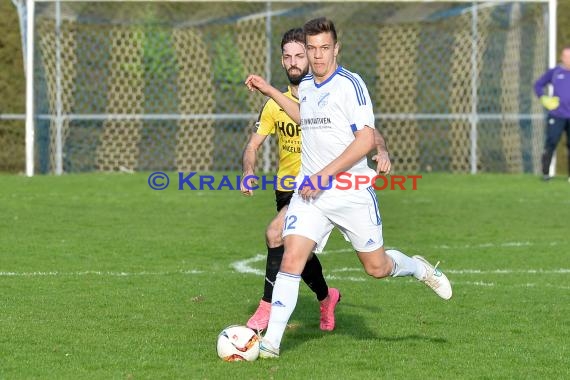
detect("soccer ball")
[216,325,260,362]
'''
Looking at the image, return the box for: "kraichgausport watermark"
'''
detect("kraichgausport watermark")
[147,172,422,191]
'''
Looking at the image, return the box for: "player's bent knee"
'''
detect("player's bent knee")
[265,226,283,248]
[363,265,391,279]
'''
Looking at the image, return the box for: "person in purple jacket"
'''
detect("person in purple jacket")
[534,46,570,181]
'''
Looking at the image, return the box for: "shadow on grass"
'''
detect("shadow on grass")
[275,294,448,352]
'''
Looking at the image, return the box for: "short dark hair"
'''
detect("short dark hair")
[281,28,305,52]
[303,17,337,43]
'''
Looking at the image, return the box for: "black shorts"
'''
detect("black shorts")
[275,190,294,212]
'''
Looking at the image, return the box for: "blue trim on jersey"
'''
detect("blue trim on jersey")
[314,65,343,88]
[350,123,357,132]
[366,187,381,225]
[338,68,366,106]
[302,73,314,83]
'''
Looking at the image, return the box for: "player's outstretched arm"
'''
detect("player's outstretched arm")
[245,74,300,124]
[371,129,391,174]
[241,132,266,196]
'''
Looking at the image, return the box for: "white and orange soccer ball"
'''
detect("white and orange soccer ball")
[216,325,260,362]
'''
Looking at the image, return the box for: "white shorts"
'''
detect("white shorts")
[282,187,383,252]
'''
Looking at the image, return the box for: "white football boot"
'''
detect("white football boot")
[413,255,452,300]
[259,338,280,359]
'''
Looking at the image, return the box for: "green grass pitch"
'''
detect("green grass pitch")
[0,172,568,379]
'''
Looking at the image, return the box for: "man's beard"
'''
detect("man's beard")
[287,67,308,85]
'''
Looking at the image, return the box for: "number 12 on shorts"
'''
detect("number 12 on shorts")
[284,215,297,230]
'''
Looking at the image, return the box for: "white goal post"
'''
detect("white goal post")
[15,0,558,177]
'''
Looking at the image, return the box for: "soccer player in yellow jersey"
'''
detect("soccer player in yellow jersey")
[240,28,340,332]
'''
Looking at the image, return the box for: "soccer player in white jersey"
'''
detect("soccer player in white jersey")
[245,17,452,359]
[241,28,340,332]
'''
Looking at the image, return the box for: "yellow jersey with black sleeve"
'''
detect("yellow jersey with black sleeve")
[255,86,301,191]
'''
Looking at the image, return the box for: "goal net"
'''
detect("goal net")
[21,0,550,175]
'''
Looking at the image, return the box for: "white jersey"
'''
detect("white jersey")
[298,65,376,195]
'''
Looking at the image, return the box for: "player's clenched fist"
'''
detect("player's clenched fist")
[240,172,258,196]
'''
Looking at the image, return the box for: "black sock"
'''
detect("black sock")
[542,151,554,175]
[301,254,329,301]
[262,245,284,302]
